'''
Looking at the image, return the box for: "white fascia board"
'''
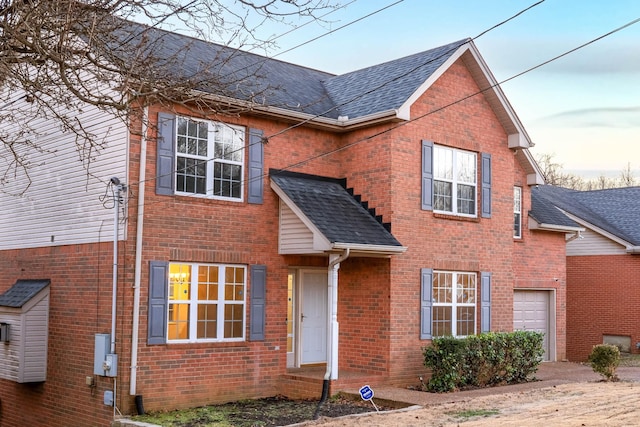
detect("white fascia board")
[270,180,332,251]
[396,43,470,120]
[559,209,634,249]
[528,217,584,233]
[331,242,407,256]
[465,44,533,147]
[195,90,400,130]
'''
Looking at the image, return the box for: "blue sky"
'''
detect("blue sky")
[252,0,640,176]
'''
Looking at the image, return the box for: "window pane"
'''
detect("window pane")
[176,157,207,194]
[224,266,245,301]
[224,304,243,338]
[197,304,218,339]
[213,163,242,198]
[456,273,476,303]
[457,151,476,184]
[432,306,452,337]
[434,181,452,212]
[433,272,452,303]
[434,146,453,179]
[457,184,475,215]
[198,265,219,300]
[168,303,189,340]
[456,306,475,336]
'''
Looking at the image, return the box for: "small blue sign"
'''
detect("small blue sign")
[359,385,374,401]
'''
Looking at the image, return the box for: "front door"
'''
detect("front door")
[300,270,327,365]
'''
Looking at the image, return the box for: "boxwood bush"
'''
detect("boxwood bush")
[422,331,544,392]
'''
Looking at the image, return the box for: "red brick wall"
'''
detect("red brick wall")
[0,244,126,427]
[567,254,640,361]
[0,55,567,425]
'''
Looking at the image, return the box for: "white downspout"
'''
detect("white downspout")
[130,106,149,396]
[325,249,350,381]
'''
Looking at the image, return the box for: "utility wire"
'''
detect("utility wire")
[134,0,546,200]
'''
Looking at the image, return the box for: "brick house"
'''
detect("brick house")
[532,185,640,361]
[0,20,567,426]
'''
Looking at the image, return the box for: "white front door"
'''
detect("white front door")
[300,270,327,364]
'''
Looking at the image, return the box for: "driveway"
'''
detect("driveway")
[310,362,640,426]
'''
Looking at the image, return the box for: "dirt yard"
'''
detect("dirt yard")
[305,381,640,426]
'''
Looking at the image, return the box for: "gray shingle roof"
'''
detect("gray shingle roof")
[270,170,403,248]
[532,185,640,246]
[323,39,468,119]
[114,20,465,120]
[0,280,50,308]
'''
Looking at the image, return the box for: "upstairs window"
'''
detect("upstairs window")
[175,117,245,200]
[514,186,522,238]
[433,145,477,216]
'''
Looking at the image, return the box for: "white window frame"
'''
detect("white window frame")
[167,262,246,343]
[175,116,245,201]
[514,186,522,239]
[433,145,477,217]
[432,271,477,337]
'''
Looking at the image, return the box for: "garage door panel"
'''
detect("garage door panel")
[514,291,550,361]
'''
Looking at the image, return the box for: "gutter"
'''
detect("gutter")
[191,89,401,131]
[315,248,350,419]
[130,106,148,397]
[626,247,640,254]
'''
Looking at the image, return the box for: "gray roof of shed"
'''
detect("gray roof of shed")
[270,171,403,248]
[113,20,465,120]
[531,185,640,246]
[0,280,50,308]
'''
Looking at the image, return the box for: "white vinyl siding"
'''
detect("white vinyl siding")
[277,202,327,255]
[0,92,128,250]
[566,228,627,256]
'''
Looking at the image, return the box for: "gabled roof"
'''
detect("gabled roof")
[531,185,640,248]
[0,280,50,308]
[116,20,542,182]
[270,170,405,255]
[323,39,467,120]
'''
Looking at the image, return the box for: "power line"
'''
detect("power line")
[134,0,547,200]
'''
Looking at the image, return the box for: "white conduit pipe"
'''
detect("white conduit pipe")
[130,106,148,396]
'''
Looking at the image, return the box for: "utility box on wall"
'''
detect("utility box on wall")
[0,280,50,383]
[94,334,118,377]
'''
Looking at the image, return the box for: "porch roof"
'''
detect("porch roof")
[270,170,406,256]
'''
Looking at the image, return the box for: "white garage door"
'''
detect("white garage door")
[513,290,551,361]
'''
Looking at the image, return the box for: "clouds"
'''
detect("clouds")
[534,106,640,128]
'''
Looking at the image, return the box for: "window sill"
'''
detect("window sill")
[433,213,480,223]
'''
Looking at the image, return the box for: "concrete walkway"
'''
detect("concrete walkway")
[343,361,640,407]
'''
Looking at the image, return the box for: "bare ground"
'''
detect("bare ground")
[302,381,640,427]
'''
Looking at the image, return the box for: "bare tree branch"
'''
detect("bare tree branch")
[0,0,339,192]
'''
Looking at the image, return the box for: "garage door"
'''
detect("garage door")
[513,290,551,361]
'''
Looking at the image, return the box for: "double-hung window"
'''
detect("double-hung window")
[433,145,477,216]
[432,271,477,337]
[175,117,245,200]
[168,262,246,342]
[514,186,522,238]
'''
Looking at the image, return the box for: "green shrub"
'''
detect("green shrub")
[588,344,620,381]
[422,331,544,392]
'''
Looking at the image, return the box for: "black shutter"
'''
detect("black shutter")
[249,265,267,341]
[421,140,434,211]
[156,113,176,195]
[148,261,168,344]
